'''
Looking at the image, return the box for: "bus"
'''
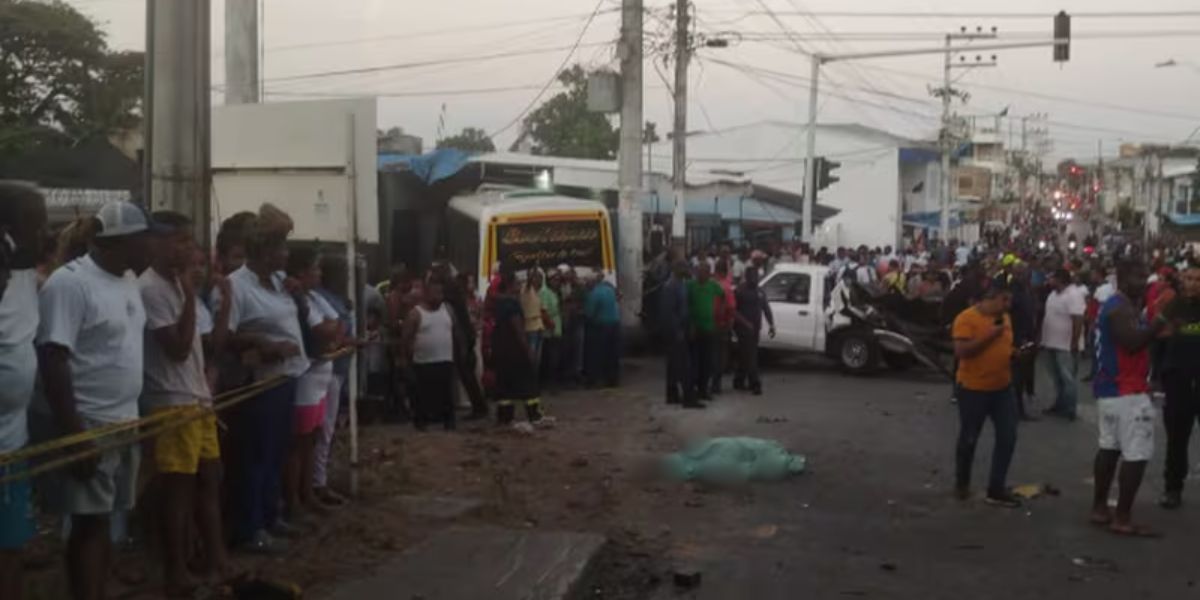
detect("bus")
[445,187,616,297]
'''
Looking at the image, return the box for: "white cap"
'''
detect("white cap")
[93,201,162,238]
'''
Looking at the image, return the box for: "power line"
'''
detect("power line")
[244,9,620,55]
[705,9,1200,19]
[261,41,612,83]
[487,0,609,141]
[256,84,560,99]
[845,62,1200,123]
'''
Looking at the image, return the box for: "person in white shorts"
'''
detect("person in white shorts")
[1090,261,1168,537]
[36,201,156,600]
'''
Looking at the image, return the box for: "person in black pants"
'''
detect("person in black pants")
[951,284,1022,508]
[733,267,775,395]
[1160,261,1200,509]
[660,261,700,407]
[1006,263,1039,420]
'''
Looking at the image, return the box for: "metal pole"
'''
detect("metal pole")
[224,0,260,104]
[344,113,361,497]
[617,0,644,331]
[939,34,953,240]
[149,0,211,249]
[671,0,689,249]
[141,0,154,207]
[803,54,819,243]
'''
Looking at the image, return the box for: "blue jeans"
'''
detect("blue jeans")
[1043,349,1078,417]
[229,378,297,542]
[955,386,1018,496]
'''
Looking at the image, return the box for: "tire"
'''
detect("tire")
[882,351,916,370]
[837,331,879,374]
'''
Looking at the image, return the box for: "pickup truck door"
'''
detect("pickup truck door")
[758,271,818,350]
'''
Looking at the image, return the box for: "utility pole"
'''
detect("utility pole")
[617,0,644,331]
[224,0,259,104]
[671,0,689,251]
[148,0,212,249]
[937,26,997,240]
[802,55,819,244]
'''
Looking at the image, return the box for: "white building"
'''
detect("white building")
[662,121,944,250]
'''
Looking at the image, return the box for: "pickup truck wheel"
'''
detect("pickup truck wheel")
[838,332,878,374]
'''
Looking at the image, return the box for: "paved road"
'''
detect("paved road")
[613,355,1200,600]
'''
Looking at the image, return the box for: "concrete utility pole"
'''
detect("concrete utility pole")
[616,0,644,330]
[148,0,212,248]
[939,35,953,240]
[224,0,260,104]
[802,55,819,244]
[937,27,997,240]
[671,0,689,249]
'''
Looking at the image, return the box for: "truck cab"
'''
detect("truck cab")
[757,263,830,354]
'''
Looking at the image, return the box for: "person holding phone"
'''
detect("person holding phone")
[952,283,1022,508]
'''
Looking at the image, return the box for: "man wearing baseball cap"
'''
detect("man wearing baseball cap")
[34,200,157,600]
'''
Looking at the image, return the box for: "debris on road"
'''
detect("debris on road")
[1072,556,1119,572]
[880,562,898,572]
[672,566,703,589]
[751,524,779,539]
[1012,483,1062,500]
[661,437,807,484]
[756,416,789,424]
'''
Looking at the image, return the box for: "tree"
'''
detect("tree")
[437,127,495,154]
[0,0,143,156]
[518,65,618,160]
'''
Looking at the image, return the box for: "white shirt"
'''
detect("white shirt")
[413,303,454,364]
[1041,286,1087,351]
[731,259,746,281]
[36,256,146,424]
[954,246,971,267]
[855,264,877,285]
[0,269,39,451]
[215,265,309,381]
[1093,280,1116,304]
[139,268,211,408]
[295,290,337,407]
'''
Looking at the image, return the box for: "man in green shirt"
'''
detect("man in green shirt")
[688,262,725,401]
[540,272,564,384]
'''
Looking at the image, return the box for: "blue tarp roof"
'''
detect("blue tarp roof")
[378,148,471,184]
[1165,213,1200,227]
[641,194,802,224]
[902,210,964,229]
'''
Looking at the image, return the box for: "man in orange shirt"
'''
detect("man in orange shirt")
[952,283,1022,508]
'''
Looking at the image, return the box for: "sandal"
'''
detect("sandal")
[1108,522,1161,538]
[1089,510,1113,527]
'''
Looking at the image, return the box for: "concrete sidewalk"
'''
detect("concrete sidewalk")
[326,526,605,600]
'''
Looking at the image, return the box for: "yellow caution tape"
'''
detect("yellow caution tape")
[0,346,356,475]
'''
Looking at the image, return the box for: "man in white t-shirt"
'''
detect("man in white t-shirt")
[139,212,231,593]
[1040,268,1087,419]
[36,200,155,600]
[0,183,46,600]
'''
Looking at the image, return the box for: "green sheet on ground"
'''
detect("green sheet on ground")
[662,437,807,484]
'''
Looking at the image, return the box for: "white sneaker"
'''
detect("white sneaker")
[511,422,535,435]
[532,416,557,429]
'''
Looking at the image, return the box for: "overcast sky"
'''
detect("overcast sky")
[71,0,1200,187]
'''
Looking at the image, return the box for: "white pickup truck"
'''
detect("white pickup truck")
[756,263,943,374]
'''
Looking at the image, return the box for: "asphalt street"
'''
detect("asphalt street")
[617,354,1200,600]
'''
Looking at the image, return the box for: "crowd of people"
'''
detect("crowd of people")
[2,177,1200,599]
[0,184,643,599]
[669,226,1199,535]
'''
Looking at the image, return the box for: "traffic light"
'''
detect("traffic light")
[1053,11,1071,62]
[816,156,841,191]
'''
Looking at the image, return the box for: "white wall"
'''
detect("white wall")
[212,98,379,242]
[819,146,900,249]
